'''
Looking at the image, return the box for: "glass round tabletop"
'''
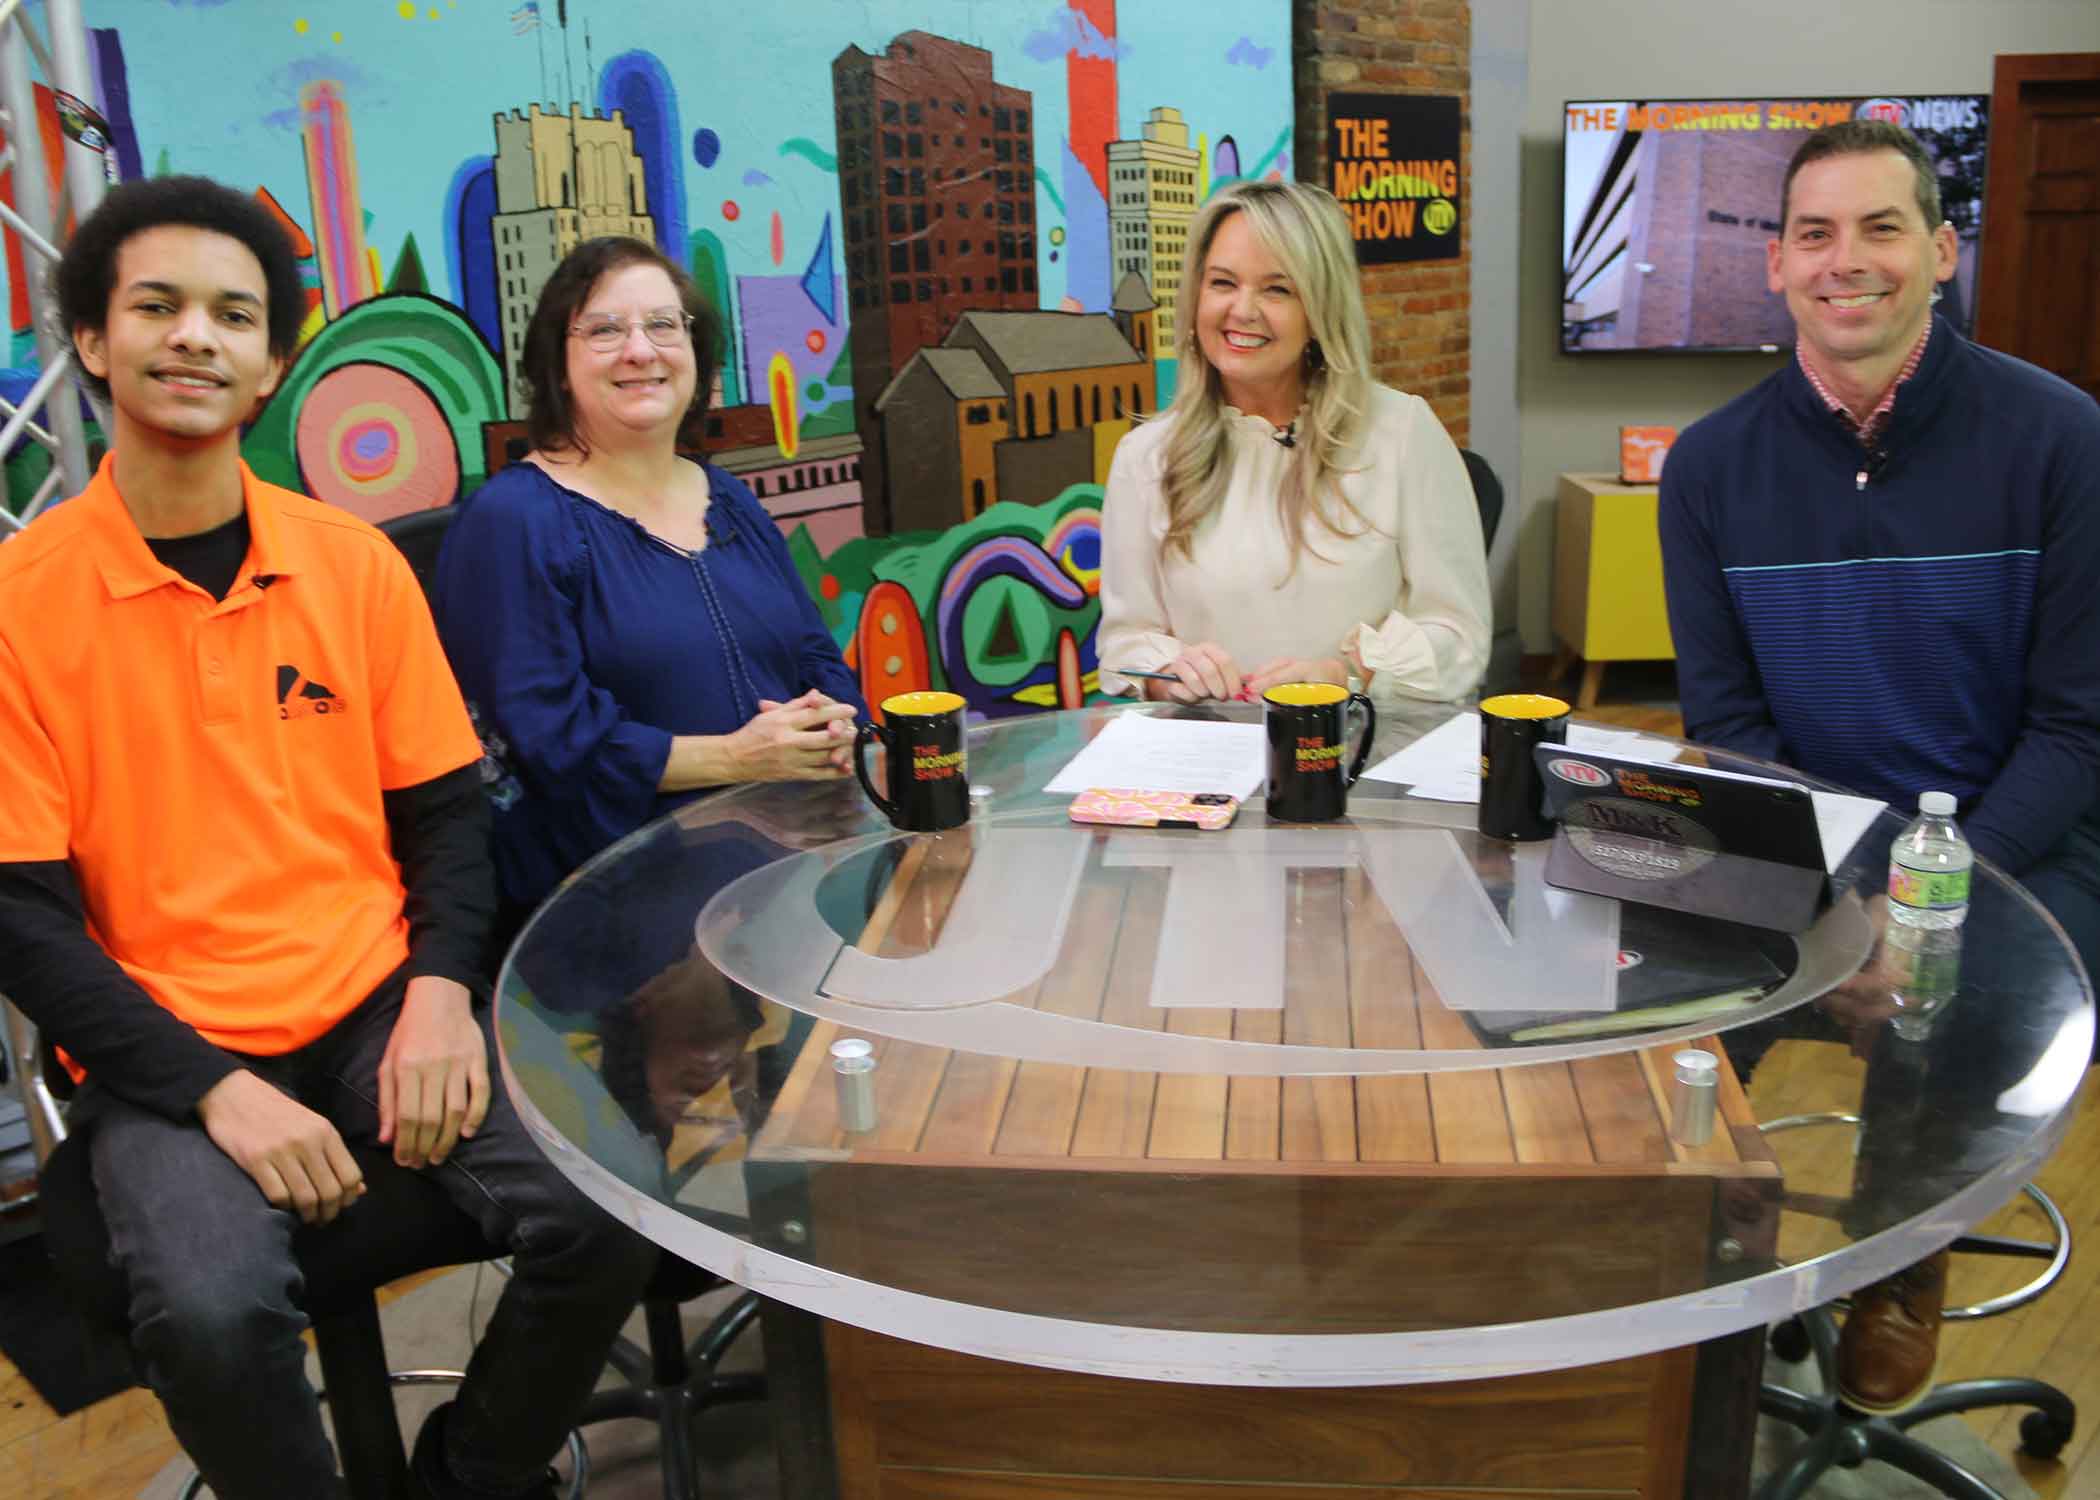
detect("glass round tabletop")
[495,702,2092,1385]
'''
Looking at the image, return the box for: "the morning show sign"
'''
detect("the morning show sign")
[1327,92,1463,266]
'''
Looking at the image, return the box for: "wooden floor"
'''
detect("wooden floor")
[1,695,2095,1498]
[0,1264,450,1499]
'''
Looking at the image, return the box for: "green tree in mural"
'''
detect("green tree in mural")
[801,333,856,440]
[688,229,740,406]
[386,233,428,295]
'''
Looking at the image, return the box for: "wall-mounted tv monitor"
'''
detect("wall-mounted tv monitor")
[1562,95,1990,353]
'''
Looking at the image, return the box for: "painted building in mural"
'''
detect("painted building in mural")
[1111,271,1158,368]
[955,310,1152,504]
[723,432,867,556]
[876,307,1151,529]
[300,81,379,319]
[874,348,1012,528]
[0,0,1291,722]
[833,30,1039,534]
[1107,105,1200,360]
[491,104,655,413]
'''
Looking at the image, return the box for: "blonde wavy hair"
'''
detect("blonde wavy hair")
[1159,179,1377,572]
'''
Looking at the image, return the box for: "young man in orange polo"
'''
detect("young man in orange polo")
[0,177,655,1500]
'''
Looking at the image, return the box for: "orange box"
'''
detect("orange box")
[1619,426,1677,485]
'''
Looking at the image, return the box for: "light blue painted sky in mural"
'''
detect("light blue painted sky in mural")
[63,0,1289,318]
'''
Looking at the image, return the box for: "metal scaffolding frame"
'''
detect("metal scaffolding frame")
[1,0,104,1190]
[0,0,103,538]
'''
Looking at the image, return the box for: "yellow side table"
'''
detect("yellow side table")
[1551,472,1676,707]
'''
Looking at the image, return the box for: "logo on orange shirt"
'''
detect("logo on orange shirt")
[277,663,348,720]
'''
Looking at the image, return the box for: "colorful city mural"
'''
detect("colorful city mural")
[0,0,1290,713]
[789,482,1105,717]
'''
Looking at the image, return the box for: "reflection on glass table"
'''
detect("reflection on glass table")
[495,703,2091,1498]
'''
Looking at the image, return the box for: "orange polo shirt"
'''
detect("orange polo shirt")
[0,456,481,1055]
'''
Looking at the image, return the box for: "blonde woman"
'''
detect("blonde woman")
[1097,180,1490,706]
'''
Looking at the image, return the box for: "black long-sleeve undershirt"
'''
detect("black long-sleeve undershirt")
[384,762,497,989]
[0,858,241,1118]
[0,763,494,1120]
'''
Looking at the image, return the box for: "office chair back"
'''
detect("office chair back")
[376,506,458,604]
[1461,448,1503,553]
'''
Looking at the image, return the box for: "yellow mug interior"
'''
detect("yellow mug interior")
[1264,682,1348,707]
[882,690,966,716]
[1479,693,1570,721]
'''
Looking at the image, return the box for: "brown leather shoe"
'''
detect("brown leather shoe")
[1836,1249,1949,1414]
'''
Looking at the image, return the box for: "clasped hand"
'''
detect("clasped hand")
[1143,642,1351,704]
[734,690,856,779]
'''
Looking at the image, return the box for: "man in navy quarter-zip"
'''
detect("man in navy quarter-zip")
[1660,118,2100,1421]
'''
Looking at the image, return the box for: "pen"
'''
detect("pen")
[1111,667,1257,703]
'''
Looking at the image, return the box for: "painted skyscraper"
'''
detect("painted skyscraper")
[1060,0,1118,311]
[300,80,379,320]
[490,103,656,413]
[832,31,1037,533]
[1107,106,1200,361]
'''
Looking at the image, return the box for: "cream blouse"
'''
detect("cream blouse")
[1096,383,1491,706]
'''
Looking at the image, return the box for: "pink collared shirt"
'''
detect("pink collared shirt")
[1797,320,1931,451]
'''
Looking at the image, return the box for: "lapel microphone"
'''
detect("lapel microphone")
[1274,421,1297,449]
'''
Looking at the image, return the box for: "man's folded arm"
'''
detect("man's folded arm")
[0,859,240,1119]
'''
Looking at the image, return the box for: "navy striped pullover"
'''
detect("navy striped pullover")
[1659,315,2100,876]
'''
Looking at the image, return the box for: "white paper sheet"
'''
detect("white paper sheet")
[1363,711,1682,801]
[1805,792,1886,875]
[1043,713,1269,799]
[1359,711,1884,875]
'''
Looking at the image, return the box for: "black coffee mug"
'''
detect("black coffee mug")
[1263,683,1376,822]
[1478,693,1572,840]
[855,690,971,831]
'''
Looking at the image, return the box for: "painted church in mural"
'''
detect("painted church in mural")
[0,0,1291,717]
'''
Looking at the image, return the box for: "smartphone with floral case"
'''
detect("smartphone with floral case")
[1068,787,1239,830]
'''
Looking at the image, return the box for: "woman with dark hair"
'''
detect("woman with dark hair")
[435,236,864,923]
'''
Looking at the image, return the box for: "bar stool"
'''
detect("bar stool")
[573,1253,766,1500]
[38,1132,588,1500]
[1756,1111,2076,1500]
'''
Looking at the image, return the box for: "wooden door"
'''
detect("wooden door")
[1975,52,2100,400]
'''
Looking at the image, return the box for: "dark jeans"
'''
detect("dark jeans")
[73,971,657,1499]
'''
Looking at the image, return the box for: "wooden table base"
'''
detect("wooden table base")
[760,1301,1764,1500]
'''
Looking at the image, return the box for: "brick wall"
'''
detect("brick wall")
[1293,0,1471,446]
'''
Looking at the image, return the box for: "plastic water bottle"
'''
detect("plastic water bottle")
[1886,921,1961,1036]
[1887,791,1972,930]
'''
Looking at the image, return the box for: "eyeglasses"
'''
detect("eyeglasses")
[569,310,693,353]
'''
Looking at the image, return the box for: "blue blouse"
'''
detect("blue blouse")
[433,461,864,912]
